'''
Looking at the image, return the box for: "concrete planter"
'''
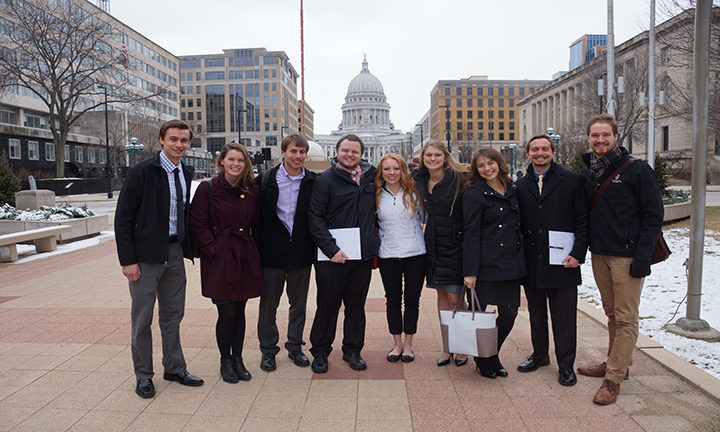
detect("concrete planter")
[0,215,108,242]
[664,201,691,223]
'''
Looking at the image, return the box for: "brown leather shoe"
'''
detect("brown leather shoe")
[577,362,629,380]
[593,379,620,405]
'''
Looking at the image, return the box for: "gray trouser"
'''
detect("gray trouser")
[257,266,312,355]
[129,242,187,379]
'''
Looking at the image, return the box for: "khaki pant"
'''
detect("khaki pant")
[591,254,645,383]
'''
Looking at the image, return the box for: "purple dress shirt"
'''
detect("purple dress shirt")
[275,163,305,234]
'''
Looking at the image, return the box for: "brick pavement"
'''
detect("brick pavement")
[0,238,719,431]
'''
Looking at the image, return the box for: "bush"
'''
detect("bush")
[654,152,671,197]
[568,144,589,174]
[0,152,21,206]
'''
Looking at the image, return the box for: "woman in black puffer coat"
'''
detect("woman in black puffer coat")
[414,140,469,367]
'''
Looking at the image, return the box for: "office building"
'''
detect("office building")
[569,34,607,71]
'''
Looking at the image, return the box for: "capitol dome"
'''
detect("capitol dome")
[338,56,394,132]
[347,60,385,96]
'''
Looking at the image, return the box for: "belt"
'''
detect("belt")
[169,235,178,243]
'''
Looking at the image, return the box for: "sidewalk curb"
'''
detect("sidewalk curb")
[577,299,720,404]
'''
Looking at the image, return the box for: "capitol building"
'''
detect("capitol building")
[314,57,410,164]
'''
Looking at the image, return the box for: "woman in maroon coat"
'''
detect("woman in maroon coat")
[190,142,264,383]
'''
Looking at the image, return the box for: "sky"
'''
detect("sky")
[107,0,660,135]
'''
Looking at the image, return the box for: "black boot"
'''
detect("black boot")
[232,357,251,381]
[475,357,496,379]
[491,355,508,377]
[220,358,239,383]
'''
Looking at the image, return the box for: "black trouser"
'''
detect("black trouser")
[257,266,312,355]
[309,260,372,358]
[473,304,518,371]
[524,285,577,369]
[378,254,426,335]
[215,300,248,360]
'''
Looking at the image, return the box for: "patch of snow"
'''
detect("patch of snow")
[579,227,720,379]
[11,231,115,264]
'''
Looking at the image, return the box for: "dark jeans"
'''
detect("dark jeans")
[309,260,372,358]
[524,285,578,369]
[378,254,426,335]
[257,266,312,355]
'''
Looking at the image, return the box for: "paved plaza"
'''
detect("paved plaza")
[1,197,719,431]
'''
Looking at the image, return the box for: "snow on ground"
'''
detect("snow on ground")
[11,231,115,264]
[579,227,720,379]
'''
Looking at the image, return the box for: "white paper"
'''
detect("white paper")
[548,230,575,265]
[317,227,362,261]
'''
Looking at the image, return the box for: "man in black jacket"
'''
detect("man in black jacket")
[516,134,589,387]
[307,134,379,373]
[256,134,317,372]
[576,114,663,405]
[115,119,203,399]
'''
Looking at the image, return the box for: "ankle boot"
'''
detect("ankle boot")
[220,358,239,383]
[232,357,251,381]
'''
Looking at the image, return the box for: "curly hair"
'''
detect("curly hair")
[374,154,420,216]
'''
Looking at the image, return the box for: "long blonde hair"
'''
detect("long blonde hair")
[215,142,256,190]
[417,140,468,217]
[374,154,420,216]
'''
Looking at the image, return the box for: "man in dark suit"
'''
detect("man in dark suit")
[256,134,317,372]
[516,134,589,386]
[115,119,204,399]
[307,134,379,373]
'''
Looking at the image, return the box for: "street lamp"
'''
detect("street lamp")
[237,108,248,145]
[97,85,112,198]
[546,127,561,148]
[438,105,451,153]
[125,137,144,167]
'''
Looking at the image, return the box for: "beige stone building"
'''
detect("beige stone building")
[518,9,720,181]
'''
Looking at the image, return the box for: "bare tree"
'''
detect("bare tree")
[0,0,162,177]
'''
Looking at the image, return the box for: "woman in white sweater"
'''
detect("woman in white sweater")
[375,154,426,363]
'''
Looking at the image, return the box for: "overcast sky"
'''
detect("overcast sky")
[108,0,658,135]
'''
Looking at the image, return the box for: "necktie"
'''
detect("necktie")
[173,168,185,242]
[538,174,544,195]
[352,169,360,185]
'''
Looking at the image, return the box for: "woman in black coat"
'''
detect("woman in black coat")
[414,140,469,367]
[463,147,526,379]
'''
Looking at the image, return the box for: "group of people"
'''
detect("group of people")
[114,113,663,406]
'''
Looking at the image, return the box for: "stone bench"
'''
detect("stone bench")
[0,225,72,262]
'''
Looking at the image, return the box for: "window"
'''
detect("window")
[28,141,39,160]
[509,122,515,130]
[266,136,278,146]
[488,111,494,119]
[662,126,669,151]
[444,87,450,96]
[181,99,186,108]
[75,147,83,162]
[509,111,515,119]
[478,123,484,130]
[45,143,55,161]
[488,88,494,96]
[264,82,269,92]
[467,122,473,130]
[64,145,70,162]
[509,99,515,107]
[0,106,17,124]
[8,138,20,159]
[509,88,515,96]
[272,96,277,105]
[188,99,193,108]
[197,112,202,120]
[509,133,515,140]
[499,111,505,119]
[498,88,504,96]
[88,148,96,163]
[499,122,505,130]
[265,122,270,131]
[477,88,483,96]
[197,98,201,107]
[205,58,225,67]
[456,99,462,108]
[488,99,494,108]
[498,99,504,108]
[205,71,225,80]
[24,112,47,129]
[99,148,106,164]
[456,122,463,129]
[456,87,462,96]
[188,112,194,121]
[519,88,525,97]
[467,87,473,96]
[489,122,494,130]
[467,99,473,108]
[499,133,505,140]
[478,111,484,119]
[661,46,671,63]
[467,111,473,119]
[456,110,462,119]
[478,99,483,108]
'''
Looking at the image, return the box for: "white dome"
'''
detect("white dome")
[346,60,385,96]
[307,140,325,161]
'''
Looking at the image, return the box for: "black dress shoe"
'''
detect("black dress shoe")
[135,378,155,398]
[491,356,508,377]
[342,352,367,370]
[260,353,277,372]
[437,354,453,367]
[220,358,239,383]
[163,370,204,386]
[311,355,328,373]
[517,355,551,372]
[288,350,310,367]
[477,366,497,379]
[558,368,578,386]
[454,355,468,367]
[232,357,251,381]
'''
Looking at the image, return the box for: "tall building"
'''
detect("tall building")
[569,34,607,71]
[0,0,180,179]
[315,57,410,164]
[429,77,548,159]
[178,48,300,159]
[298,101,315,141]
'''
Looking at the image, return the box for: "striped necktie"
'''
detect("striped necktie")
[538,174,544,195]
